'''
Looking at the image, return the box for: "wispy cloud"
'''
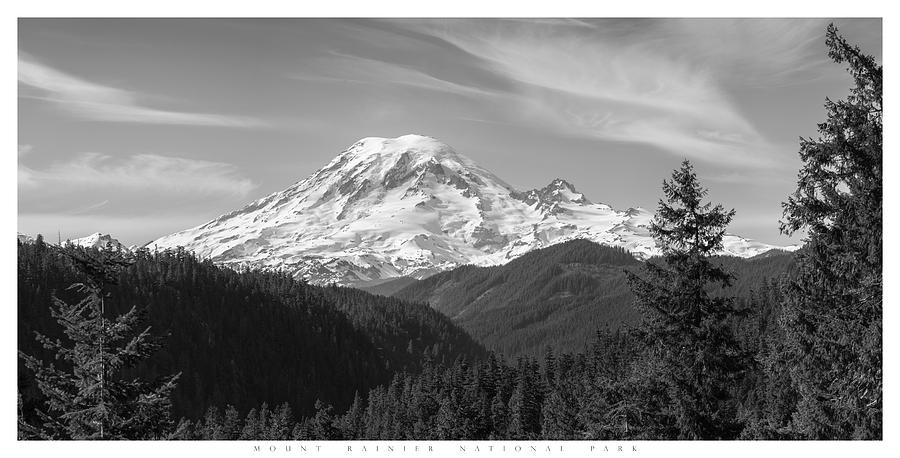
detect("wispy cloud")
[291,50,500,100]
[69,199,110,215]
[18,52,267,128]
[19,152,256,197]
[652,19,835,88]
[376,19,801,168]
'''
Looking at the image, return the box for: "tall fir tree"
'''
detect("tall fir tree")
[626,160,747,439]
[239,407,260,439]
[309,400,341,439]
[507,359,542,439]
[198,406,224,439]
[18,246,180,439]
[222,405,243,440]
[779,24,882,439]
[340,392,366,439]
[489,390,509,438]
[540,385,577,439]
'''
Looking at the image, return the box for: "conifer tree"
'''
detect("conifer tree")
[340,392,366,439]
[256,403,271,439]
[291,422,306,440]
[18,246,180,439]
[507,360,542,439]
[780,24,882,439]
[169,418,194,440]
[199,406,224,439]
[239,407,260,439]
[310,400,341,439]
[543,346,557,387]
[222,405,242,440]
[489,390,509,438]
[434,395,460,439]
[269,403,294,440]
[626,160,746,439]
[541,386,577,439]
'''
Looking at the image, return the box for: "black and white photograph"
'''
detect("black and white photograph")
[11,3,890,455]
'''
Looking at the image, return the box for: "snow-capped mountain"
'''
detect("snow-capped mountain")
[66,232,129,252]
[17,231,131,252]
[150,135,795,285]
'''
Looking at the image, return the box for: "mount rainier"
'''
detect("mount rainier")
[150,135,793,285]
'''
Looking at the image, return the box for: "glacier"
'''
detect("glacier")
[149,134,796,285]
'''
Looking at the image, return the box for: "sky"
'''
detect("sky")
[17,18,882,246]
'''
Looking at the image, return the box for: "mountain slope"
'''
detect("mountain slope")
[394,239,642,357]
[150,135,794,285]
[393,239,796,358]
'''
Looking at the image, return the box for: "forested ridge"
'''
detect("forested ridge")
[17,241,486,425]
[394,239,794,358]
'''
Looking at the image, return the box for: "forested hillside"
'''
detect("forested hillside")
[321,285,489,371]
[395,240,640,357]
[394,239,794,358]
[175,287,790,441]
[17,240,486,423]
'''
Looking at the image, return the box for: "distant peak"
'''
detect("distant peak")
[517,178,591,208]
[66,232,104,242]
[541,178,589,204]
[545,178,576,191]
[65,232,128,251]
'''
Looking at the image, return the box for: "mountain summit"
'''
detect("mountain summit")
[150,135,793,284]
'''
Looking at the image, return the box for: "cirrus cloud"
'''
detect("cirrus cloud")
[350,18,857,169]
[18,52,268,128]
[19,152,256,197]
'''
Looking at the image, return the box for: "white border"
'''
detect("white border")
[5,1,895,457]
[4,0,894,18]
